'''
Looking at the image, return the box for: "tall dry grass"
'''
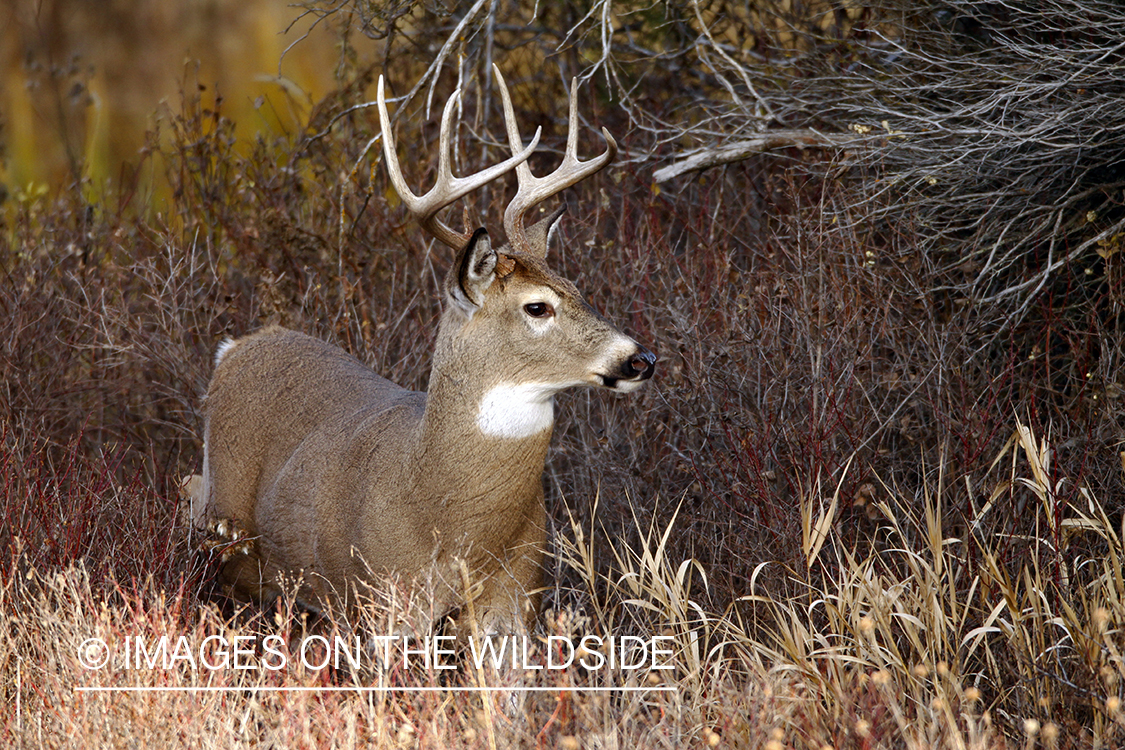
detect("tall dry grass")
[5,424,1124,747]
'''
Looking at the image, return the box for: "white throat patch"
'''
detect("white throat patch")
[477,383,569,439]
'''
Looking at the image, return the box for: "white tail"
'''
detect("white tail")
[191,67,655,634]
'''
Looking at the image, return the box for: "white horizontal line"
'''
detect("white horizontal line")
[76,685,676,693]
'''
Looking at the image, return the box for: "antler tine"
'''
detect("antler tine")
[378,75,542,250]
[495,65,618,255]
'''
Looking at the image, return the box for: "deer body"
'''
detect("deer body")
[202,325,550,626]
[193,68,654,633]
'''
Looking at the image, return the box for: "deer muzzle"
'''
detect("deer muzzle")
[601,345,657,391]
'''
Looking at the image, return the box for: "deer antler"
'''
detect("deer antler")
[493,65,618,256]
[378,75,542,250]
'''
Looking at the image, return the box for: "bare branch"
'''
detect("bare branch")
[654,131,858,182]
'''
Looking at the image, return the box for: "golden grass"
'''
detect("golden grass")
[4,424,1123,747]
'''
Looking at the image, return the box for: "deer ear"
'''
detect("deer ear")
[521,204,567,258]
[448,228,496,312]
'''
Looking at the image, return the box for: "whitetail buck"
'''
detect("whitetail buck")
[190,67,655,635]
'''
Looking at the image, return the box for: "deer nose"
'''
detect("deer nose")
[625,347,657,381]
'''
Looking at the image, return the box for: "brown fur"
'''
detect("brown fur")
[194,237,654,634]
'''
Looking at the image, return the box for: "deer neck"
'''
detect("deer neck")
[407,333,555,509]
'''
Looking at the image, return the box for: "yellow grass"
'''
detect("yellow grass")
[5,424,1122,747]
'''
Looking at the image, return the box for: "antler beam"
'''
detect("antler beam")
[378,75,542,250]
[493,65,618,256]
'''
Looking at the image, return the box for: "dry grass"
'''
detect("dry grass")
[5,424,1124,747]
[5,1,1125,747]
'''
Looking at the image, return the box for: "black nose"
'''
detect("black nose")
[625,347,657,380]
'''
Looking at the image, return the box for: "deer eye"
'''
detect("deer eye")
[523,302,554,319]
